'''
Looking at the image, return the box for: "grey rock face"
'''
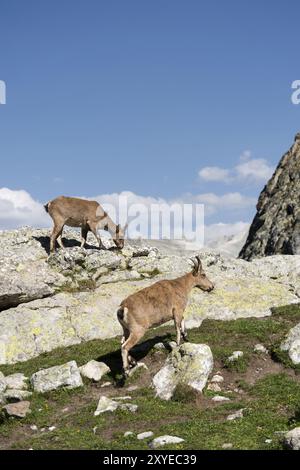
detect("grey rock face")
[153,343,213,400]
[240,133,300,260]
[31,360,83,393]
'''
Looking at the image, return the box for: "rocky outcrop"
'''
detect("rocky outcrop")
[0,227,300,365]
[240,133,300,260]
[153,343,213,400]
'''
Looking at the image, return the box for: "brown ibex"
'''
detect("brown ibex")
[44,195,127,252]
[117,256,214,374]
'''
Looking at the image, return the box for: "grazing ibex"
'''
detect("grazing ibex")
[44,196,127,252]
[117,256,214,374]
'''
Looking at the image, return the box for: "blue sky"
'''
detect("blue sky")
[0,0,299,235]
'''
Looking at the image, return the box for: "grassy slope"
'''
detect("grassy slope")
[0,304,300,450]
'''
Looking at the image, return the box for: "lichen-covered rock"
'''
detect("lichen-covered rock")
[153,343,213,400]
[31,360,83,393]
[280,323,300,364]
[0,228,66,310]
[79,360,110,382]
[240,133,300,259]
[5,373,28,390]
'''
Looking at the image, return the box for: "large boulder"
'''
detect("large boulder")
[31,360,83,393]
[153,343,213,400]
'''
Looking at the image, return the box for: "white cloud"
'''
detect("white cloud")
[177,192,256,216]
[199,151,274,184]
[235,158,274,182]
[0,188,49,229]
[198,166,231,183]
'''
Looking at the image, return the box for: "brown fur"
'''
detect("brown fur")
[45,195,127,252]
[117,256,214,373]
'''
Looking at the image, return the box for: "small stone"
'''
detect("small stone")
[265,439,272,444]
[127,362,148,378]
[137,431,154,440]
[48,426,56,431]
[226,409,245,421]
[127,385,139,392]
[150,435,184,449]
[113,396,132,401]
[228,351,244,362]
[30,425,38,431]
[119,403,138,413]
[254,344,268,354]
[101,382,111,388]
[93,426,98,434]
[124,431,134,437]
[3,401,31,418]
[210,374,224,384]
[154,342,166,350]
[212,395,230,402]
[222,443,233,449]
[4,389,32,402]
[79,360,110,382]
[207,383,221,392]
[5,373,28,390]
[94,396,119,415]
